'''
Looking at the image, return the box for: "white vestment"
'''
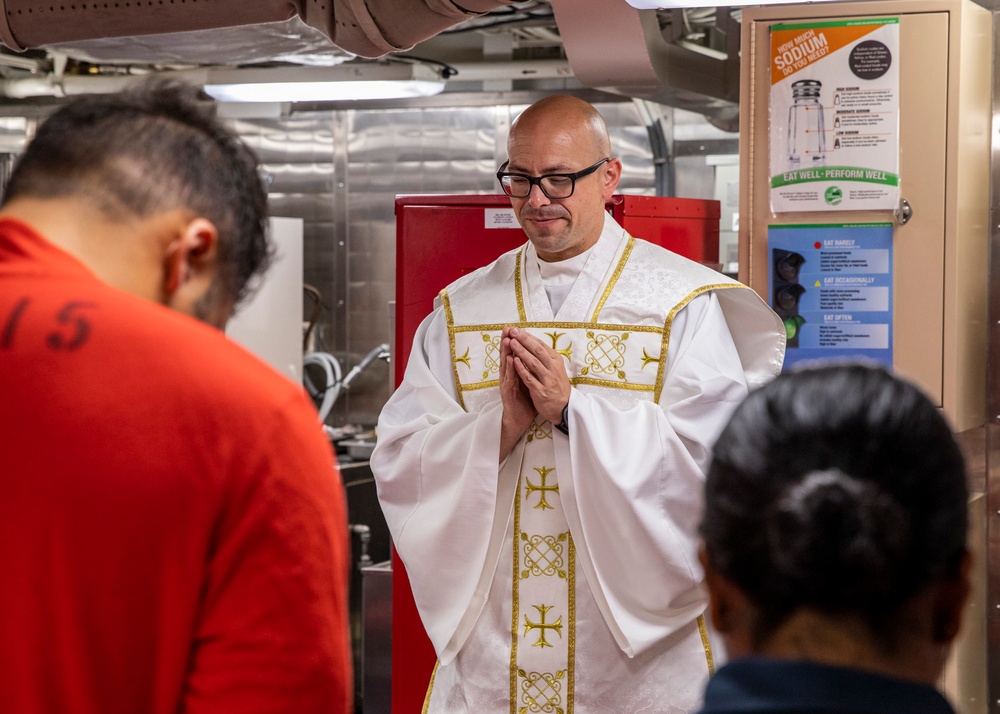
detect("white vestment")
[372,212,785,713]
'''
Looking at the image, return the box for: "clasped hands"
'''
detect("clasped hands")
[498,326,570,460]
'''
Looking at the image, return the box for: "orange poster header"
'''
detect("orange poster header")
[771,20,888,85]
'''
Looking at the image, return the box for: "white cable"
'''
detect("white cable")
[303,351,343,422]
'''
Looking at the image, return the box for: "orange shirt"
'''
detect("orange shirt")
[0,218,351,713]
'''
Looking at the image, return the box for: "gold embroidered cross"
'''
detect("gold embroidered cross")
[641,347,659,369]
[525,466,558,510]
[544,330,573,361]
[523,604,563,648]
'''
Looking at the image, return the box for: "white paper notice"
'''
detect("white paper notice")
[485,208,519,229]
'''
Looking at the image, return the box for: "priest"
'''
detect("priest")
[372,95,786,713]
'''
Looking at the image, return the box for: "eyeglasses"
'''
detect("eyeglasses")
[496,158,611,199]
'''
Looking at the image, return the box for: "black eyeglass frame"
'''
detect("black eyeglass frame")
[495,157,611,199]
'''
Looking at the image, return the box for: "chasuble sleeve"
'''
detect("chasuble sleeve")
[371,308,519,660]
[553,291,749,658]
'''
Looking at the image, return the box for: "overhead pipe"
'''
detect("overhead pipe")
[0,59,576,100]
[448,59,572,82]
[0,0,509,58]
[550,0,740,127]
[0,68,208,99]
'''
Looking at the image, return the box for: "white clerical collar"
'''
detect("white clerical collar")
[535,244,596,315]
[536,244,596,286]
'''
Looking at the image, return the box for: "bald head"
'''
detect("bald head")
[509,95,611,158]
[502,95,621,262]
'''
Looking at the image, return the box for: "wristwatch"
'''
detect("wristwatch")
[553,403,570,436]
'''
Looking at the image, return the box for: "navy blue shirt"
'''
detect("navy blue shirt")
[699,658,956,714]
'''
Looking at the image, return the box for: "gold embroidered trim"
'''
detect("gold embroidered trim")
[421,660,440,714]
[441,289,467,411]
[512,467,576,712]
[525,420,553,443]
[653,283,745,403]
[459,377,658,395]
[517,669,567,714]
[515,247,527,323]
[697,614,715,675]
[458,379,501,392]
[569,377,655,392]
[567,535,576,714]
[581,331,629,381]
[451,321,663,335]
[590,235,635,323]
[510,472,523,714]
[483,333,503,380]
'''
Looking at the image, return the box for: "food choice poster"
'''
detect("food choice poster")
[769,223,893,370]
[769,18,900,212]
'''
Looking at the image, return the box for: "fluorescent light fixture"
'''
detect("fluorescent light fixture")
[627,0,849,7]
[203,63,446,103]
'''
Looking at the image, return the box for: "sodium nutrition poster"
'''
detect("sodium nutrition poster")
[769,18,900,213]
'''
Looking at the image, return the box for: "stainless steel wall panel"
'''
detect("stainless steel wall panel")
[339,106,503,424]
[235,116,336,164]
[348,161,496,195]
[267,194,336,220]
[616,157,657,195]
[261,164,336,194]
[674,156,716,201]
[616,109,660,195]
[348,107,496,164]
[231,114,342,379]
[0,117,28,154]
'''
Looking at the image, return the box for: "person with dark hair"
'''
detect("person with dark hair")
[699,364,970,714]
[2,79,272,324]
[0,79,351,713]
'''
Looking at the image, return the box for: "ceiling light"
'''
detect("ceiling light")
[203,63,446,103]
[626,0,849,7]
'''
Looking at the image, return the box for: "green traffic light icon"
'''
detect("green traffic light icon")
[783,314,806,340]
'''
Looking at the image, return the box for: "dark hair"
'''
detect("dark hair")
[2,78,272,309]
[702,364,968,645]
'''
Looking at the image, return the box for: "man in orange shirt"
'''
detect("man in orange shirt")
[0,80,351,713]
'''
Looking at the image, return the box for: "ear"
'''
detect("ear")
[700,547,737,634]
[163,217,219,297]
[932,549,972,644]
[700,546,756,658]
[601,158,623,200]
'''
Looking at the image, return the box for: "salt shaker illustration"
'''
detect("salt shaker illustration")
[787,79,826,169]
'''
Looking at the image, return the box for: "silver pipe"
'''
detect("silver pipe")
[342,343,390,390]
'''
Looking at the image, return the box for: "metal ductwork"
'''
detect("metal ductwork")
[44,18,356,68]
[0,0,510,59]
[550,0,741,130]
